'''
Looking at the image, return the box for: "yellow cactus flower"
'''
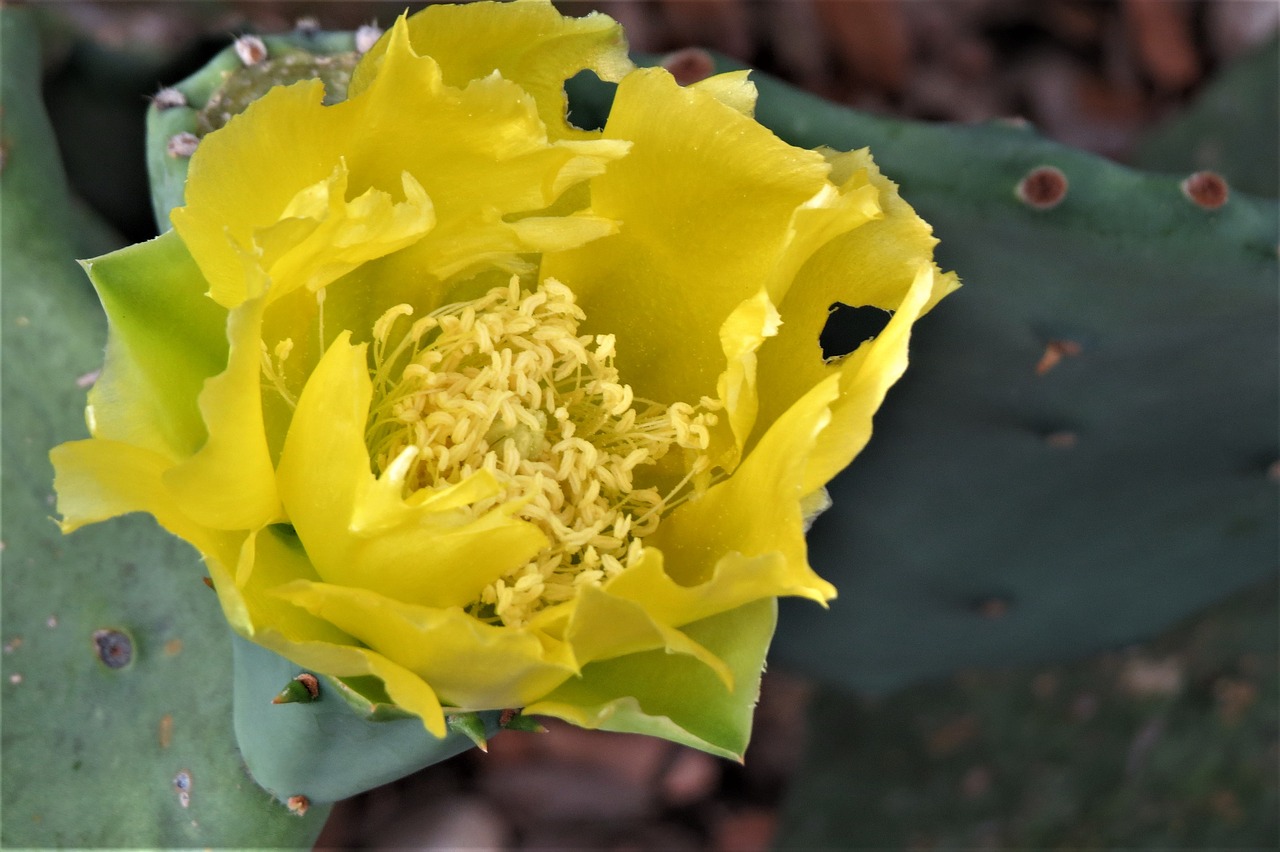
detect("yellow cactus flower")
[50,0,957,759]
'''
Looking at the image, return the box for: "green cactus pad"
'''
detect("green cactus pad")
[0,8,329,847]
[721,56,1278,694]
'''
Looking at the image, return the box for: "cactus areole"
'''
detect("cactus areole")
[49,0,956,776]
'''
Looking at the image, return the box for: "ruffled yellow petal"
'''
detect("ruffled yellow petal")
[49,438,239,570]
[176,18,628,316]
[802,264,942,491]
[209,529,447,734]
[172,80,347,307]
[80,232,228,460]
[753,149,960,482]
[715,288,783,466]
[603,546,806,630]
[690,69,757,117]
[273,580,577,710]
[341,24,630,289]
[564,583,733,688]
[525,598,776,761]
[351,0,634,140]
[275,332,548,609]
[544,68,832,414]
[819,148,960,315]
[162,297,282,530]
[647,373,841,598]
[228,526,350,643]
[256,164,434,307]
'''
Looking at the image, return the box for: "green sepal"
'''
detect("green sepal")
[271,673,320,704]
[446,712,490,752]
[322,674,418,721]
[524,597,777,761]
[80,231,228,458]
[500,711,548,733]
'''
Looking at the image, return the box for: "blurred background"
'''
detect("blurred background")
[28,1,1279,848]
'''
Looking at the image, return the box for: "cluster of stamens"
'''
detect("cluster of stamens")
[361,277,720,627]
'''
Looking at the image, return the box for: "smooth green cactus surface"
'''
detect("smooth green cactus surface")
[0,9,328,846]
[578,53,1278,695]
[742,62,1278,695]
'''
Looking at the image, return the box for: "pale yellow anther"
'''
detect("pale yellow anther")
[363,276,722,627]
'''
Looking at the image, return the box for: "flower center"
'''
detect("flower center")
[365,277,720,627]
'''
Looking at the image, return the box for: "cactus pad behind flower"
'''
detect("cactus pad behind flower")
[723,60,1278,693]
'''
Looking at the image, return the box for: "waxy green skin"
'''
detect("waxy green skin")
[739,59,1278,694]
[5,11,1276,847]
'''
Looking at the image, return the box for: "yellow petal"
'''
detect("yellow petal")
[715,287,783,468]
[544,67,832,413]
[172,80,347,308]
[343,23,630,288]
[254,165,435,307]
[274,580,578,710]
[162,297,282,530]
[802,263,942,491]
[690,69,757,117]
[275,333,548,609]
[351,0,634,140]
[49,437,237,567]
[604,545,808,630]
[207,529,447,733]
[175,18,627,313]
[648,373,841,599]
[565,583,733,688]
[753,148,960,480]
[229,526,350,644]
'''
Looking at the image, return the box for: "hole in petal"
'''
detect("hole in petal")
[820,303,892,361]
[564,69,616,132]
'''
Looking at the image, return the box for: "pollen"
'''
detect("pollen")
[365,277,721,627]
